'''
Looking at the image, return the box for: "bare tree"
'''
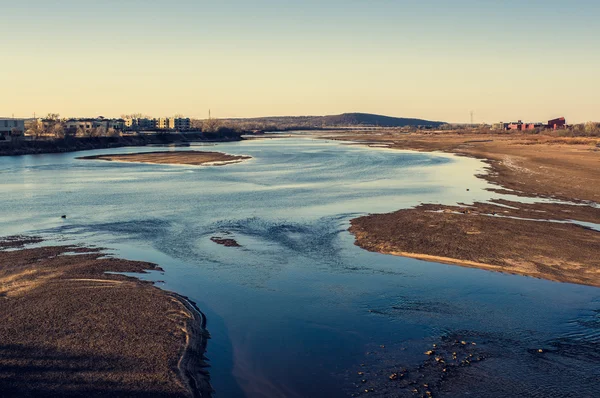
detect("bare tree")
[52,123,65,139]
[26,120,45,139]
[202,118,221,133]
[76,126,86,137]
[121,113,149,120]
[584,121,600,135]
[94,126,106,137]
[82,126,103,137]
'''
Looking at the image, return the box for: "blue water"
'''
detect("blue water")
[1,137,599,397]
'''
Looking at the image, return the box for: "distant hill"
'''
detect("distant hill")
[219,113,445,131]
[319,113,444,128]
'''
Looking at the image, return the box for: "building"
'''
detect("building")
[507,121,523,131]
[155,118,168,130]
[492,122,509,131]
[151,117,189,131]
[548,117,566,130]
[174,118,191,131]
[108,119,125,131]
[167,117,175,130]
[65,119,94,132]
[498,117,567,131]
[0,118,25,141]
[124,118,155,130]
[123,116,190,131]
[62,118,126,135]
[137,118,156,130]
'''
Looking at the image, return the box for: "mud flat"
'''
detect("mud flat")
[78,150,251,166]
[350,202,600,287]
[323,131,600,287]
[0,236,211,397]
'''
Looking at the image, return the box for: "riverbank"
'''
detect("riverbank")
[78,151,251,166]
[0,132,243,157]
[329,131,600,202]
[0,236,211,397]
[325,131,600,287]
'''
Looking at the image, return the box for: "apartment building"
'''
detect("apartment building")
[124,117,190,131]
[174,118,191,130]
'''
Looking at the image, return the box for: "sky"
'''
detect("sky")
[1,0,599,123]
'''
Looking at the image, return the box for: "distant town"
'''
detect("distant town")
[2,112,599,144]
[0,115,194,141]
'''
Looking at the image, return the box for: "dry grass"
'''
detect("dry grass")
[78,150,251,166]
[0,239,210,397]
[350,202,600,287]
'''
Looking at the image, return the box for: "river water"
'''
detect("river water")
[1,137,599,397]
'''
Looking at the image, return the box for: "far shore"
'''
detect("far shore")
[0,236,211,397]
[324,131,600,288]
[0,132,243,157]
[78,150,252,166]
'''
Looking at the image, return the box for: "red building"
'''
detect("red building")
[508,120,523,130]
[547,117,566,130]
[506,118,566,131]
[508,120,541,130]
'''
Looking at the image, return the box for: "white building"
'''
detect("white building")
[0,118,25,140]
[65,119,94,131]
[64,118,126,134]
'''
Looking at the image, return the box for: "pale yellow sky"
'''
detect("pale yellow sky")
[2,1,599,123]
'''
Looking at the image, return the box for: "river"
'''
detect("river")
[1,136,598,397]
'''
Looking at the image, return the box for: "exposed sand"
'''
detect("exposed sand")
[350,202,600,287]
[78,150,251,166]
[323,131,600,287]
[0,237,211,397]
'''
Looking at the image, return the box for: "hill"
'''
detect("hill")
[218,113,445,131]
[319,113,444,127]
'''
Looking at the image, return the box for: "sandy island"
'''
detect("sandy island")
[0,236,211,397]
[78,150,251,166]
[323,131,600,287]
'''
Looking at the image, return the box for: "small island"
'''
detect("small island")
[78,150,251,166]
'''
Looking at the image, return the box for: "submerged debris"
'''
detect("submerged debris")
[210,236,241,247]
[350,336,488,397]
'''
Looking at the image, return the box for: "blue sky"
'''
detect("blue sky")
[1,0,599,122]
